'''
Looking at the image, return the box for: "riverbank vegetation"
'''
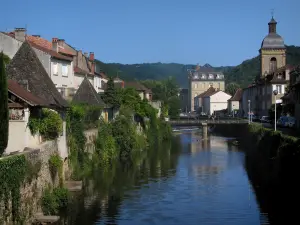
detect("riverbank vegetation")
[28,109,63,141]
[67,77,174,179]
[41,186,69,215]
[141,77,180,119]
[246,124,300,185]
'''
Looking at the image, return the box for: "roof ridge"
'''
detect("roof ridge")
[85,76,101,104]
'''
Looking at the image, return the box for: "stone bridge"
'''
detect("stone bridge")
[168,119,248,137]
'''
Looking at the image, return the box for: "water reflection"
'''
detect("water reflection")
[61,130,273,225]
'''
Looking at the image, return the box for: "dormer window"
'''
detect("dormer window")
[277,74,283,79]
[209,74,214,79]
[201,74,207,79]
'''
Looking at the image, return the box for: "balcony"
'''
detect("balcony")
[9,108,25,121]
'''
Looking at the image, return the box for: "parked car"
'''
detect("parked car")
[287,117,296,128]
[251,115,260,122]
[277,116,289,127]
[260,116,271,123]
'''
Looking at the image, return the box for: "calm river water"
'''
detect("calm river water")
[62,128,271,225]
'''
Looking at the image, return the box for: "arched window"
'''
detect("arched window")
[270,57,277,73]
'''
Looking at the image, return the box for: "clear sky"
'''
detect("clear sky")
[1,0,299,66]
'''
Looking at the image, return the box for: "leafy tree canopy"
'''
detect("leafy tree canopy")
[225,82,240,96]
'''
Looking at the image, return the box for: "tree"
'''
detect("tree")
[168,96,181,119]
[0,52,9,155]
[101,77,121,107]
[2,53,10,65]
[225,82,240,96]
[268,103,283,121]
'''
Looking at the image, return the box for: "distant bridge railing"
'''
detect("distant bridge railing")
[168,119,249,126]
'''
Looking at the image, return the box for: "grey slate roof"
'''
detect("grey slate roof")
[261,33,285,49]
[72,76,105,107]
[261,17,285,49]
[6,41,68,108]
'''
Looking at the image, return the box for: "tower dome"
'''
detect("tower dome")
[261,17,285,49]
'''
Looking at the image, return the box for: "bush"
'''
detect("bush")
[49,154,63,184]
[28,109,63,140]
[42,187,69,215]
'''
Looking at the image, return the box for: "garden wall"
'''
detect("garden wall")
[0,141,60,225]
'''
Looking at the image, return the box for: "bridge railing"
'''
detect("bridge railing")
[169,119,248,124]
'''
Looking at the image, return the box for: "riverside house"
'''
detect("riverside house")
[0,28,75,100]
[72,76,119,122]
[5,41,69,160]
[227,88,242,116]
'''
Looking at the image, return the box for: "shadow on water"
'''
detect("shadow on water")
[245,156,300,225]
[60,138,182,225]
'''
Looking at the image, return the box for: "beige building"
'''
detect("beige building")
[241,16,290,118]
[188,65,225,112]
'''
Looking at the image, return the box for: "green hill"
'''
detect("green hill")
[97,45,300,88]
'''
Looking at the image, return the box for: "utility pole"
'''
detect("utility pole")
[248,100,251,124]
[273,90,278,131]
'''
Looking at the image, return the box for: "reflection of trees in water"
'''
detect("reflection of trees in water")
[244,159,300,225]
[62,137,181,225]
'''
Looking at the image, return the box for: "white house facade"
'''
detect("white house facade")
[203,91,232,115]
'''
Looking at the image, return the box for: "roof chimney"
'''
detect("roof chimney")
[84,52,88,58]
[14,28,26,42]
[89,52,94,61]
[122,81,125,88]
[58,39,65,47]
[52,38,58,52]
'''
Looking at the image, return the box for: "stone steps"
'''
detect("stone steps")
[35,213,60,224]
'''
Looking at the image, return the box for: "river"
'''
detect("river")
[61,128,271,225]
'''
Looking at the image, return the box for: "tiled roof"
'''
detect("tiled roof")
[100,72,108,79]
[8,79,47,106]
[204,90,220,97]
[74,66,93,76]
[195,87,216,98]
[5,32,73,61]
[229,88,243,101]
[72,76,105,107]
[28,41,72,61]
[26,35,75,56]
[94,71,108,79]
[124,81,152,93]
[6,41,68,108]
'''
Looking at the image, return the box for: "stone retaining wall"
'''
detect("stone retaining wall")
[0,141,60,225]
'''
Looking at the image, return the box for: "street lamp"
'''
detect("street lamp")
[273,90,278,131]
[248,100,251,124]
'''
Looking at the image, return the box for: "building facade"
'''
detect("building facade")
[0,29,76,100]
[228,88,242,116]
[179,88,188,113]
[188,64,225,112]
[203,91,232,115]
[241,16,289,118]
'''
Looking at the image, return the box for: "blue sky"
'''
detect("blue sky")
[1,0,299,66]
